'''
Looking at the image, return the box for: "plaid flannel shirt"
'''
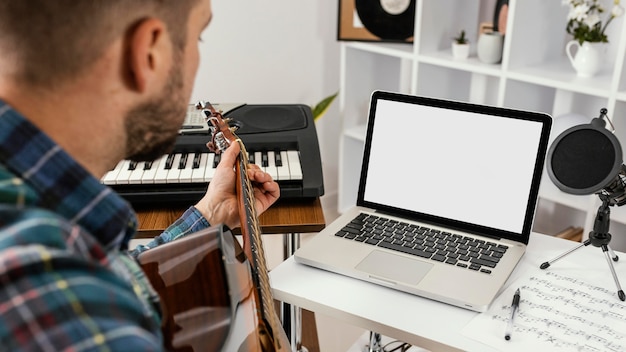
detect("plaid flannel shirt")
[0,101,211,351]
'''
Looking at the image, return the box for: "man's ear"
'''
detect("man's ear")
[127,18,170,92]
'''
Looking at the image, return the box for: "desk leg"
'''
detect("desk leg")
[281,233,308,352]
[283,232,301,259]
[366,331,383,352]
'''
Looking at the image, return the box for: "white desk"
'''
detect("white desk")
[270,233,626,352]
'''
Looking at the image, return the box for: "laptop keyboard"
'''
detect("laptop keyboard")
[334,213,508,275]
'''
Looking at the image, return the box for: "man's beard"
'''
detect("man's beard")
[123,64,186,162]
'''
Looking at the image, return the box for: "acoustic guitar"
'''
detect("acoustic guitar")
[137,102,290,351]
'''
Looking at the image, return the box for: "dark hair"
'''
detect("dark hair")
[0,0,199,87]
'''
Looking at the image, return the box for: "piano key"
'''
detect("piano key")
[141,155,167,184]
[275,152,283,167]
[261,152,269,167]
[191,153,209,183]
[204,153,216,182]
[178,153,189,169]
[249,152,255,164]
[164,154,175,170]
[114,160,135,185]
[212,153,221,168]
[277,151,291,180]
[192,152,201,168]
[166,154,183,183]
[154,155,172,183]
[287,150,303,180]
[265,151,278,180]
[128,161,147,184]
[143,161,153,170]
[178,153,194,183]
[102,161,125,185]
[254,151,262,169]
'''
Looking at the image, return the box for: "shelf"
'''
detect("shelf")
[616,91,626,102]
[506,59,615,98]
[344,124,367,142]
[418,49,505,77]
[610,204,626,224]
[344,41,414,59]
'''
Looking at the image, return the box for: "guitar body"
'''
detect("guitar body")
[138,225,264,351]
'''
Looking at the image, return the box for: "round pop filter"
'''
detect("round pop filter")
[547,119,622,195]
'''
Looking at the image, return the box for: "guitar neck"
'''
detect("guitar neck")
[204,102,289,351]
[236,140,287,351]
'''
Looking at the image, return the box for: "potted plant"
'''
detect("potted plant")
[563,0,624,77]
[452,30,470,59]
[311,91,338,121]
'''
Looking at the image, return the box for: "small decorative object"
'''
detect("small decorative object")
[477,31,504,64]
[566,40,607,77]
[563,0,624,77]
[452,30,470,59]
[479,22,494,35]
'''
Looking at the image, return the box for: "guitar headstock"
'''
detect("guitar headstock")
[198,101,238,154]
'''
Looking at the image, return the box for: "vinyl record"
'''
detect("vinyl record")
[355,0,415,41]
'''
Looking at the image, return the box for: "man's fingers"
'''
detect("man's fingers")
[215,142,240,167]
[247,168,274,183]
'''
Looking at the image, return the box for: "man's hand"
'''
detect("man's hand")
[194,142,280,229]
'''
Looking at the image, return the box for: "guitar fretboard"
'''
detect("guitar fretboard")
[237,139,284,351]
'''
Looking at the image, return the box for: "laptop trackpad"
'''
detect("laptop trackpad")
[355,250,433,285]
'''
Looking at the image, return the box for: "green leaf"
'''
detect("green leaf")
[312,92,339,121]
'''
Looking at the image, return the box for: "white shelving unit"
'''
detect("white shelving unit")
[337,0,626,250]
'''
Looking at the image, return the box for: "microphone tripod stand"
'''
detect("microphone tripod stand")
[540,194,625,301]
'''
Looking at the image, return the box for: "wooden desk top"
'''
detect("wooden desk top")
[133,197,326,238]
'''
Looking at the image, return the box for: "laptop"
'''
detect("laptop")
[294,90,552,312]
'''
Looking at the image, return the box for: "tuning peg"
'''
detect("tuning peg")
[195,100,208,110]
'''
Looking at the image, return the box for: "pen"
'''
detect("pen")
[504,288,520,341]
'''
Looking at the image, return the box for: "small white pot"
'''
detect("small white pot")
[452,42,470,59]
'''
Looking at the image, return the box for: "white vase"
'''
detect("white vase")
[566,40,607,77]
[452,43,470,59]
[477,32,504,64]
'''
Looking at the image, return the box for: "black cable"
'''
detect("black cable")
[382,340,413,352]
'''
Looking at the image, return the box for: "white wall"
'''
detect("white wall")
[192,1,342,213]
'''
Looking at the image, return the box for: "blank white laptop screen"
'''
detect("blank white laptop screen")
[362,98,545,235]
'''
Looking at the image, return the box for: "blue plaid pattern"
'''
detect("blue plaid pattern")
[0,101,210,350]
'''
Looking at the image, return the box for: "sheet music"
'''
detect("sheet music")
[462,251,626,352]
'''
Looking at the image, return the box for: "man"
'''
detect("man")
[0,0,280,350]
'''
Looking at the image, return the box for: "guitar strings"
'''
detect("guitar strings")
[203,103,285,348]
[238,139,285,350]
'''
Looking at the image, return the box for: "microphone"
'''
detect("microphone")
[542,109,626,302]
[546,108,626,206]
